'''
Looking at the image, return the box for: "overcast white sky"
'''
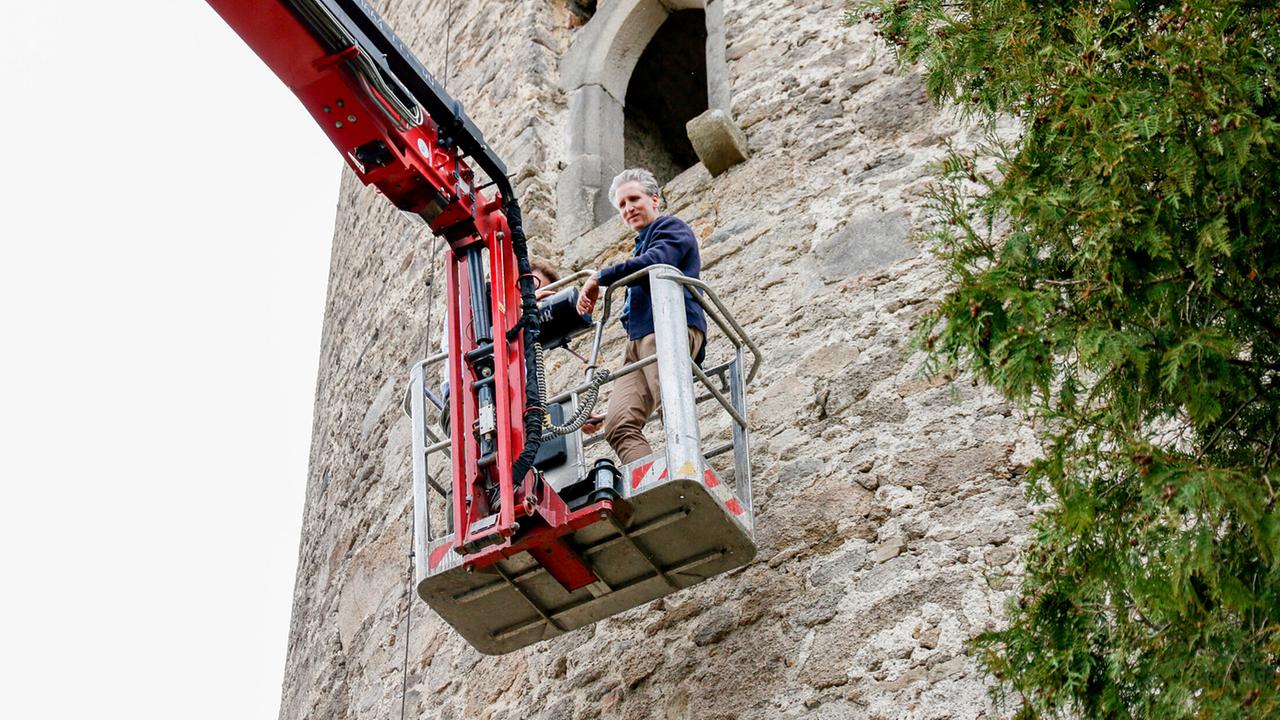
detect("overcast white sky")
[1,3,342,717]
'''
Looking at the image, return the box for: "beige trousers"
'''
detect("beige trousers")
[603,329,704,465]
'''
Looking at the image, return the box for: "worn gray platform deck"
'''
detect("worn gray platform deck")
[418,464,754,655]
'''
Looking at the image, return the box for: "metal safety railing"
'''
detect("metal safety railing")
[406,264,762,582]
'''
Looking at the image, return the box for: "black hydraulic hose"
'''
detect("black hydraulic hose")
[501,197,546,488]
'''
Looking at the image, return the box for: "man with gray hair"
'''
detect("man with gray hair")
[577,168,708,465]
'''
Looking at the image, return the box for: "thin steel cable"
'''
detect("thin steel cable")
[398,515,414,720]
[443,0,455,93]
[422,234,443,361]
[400,231,444,720]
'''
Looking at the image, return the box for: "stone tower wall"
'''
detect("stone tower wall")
[281,1,1033,718]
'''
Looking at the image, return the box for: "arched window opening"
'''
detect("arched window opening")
[623,10,708,188]
[559,1,745,242]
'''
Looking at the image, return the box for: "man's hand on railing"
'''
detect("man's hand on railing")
[577,273,600,316]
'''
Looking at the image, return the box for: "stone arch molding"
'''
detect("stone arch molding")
[557,0,744,242]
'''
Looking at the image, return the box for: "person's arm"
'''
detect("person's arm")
[597,219,691,286]
[578,219,692,315]
[578,274,601,315]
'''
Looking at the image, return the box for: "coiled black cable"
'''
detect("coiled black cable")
[535,341,610,438]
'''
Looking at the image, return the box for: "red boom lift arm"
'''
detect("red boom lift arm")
[205,0,622,592]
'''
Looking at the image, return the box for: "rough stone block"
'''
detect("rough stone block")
[686,108,750,176]
[566,85,624,166]
[814,208,916,282]
[556,154,609,242]
[563,212,629,272]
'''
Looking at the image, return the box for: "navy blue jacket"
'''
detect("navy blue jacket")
[597,215,708,341]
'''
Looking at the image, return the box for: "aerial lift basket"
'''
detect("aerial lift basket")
[201,0,757,656]
[408,266,761,654]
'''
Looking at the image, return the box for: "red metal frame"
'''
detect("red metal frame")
[207,0,613,593]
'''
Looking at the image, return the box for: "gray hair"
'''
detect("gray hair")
[608,168,661,206]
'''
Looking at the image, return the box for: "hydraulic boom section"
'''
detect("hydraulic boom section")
[206,0,558,566]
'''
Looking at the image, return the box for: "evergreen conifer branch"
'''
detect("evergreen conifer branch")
[858,1,1280,717]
